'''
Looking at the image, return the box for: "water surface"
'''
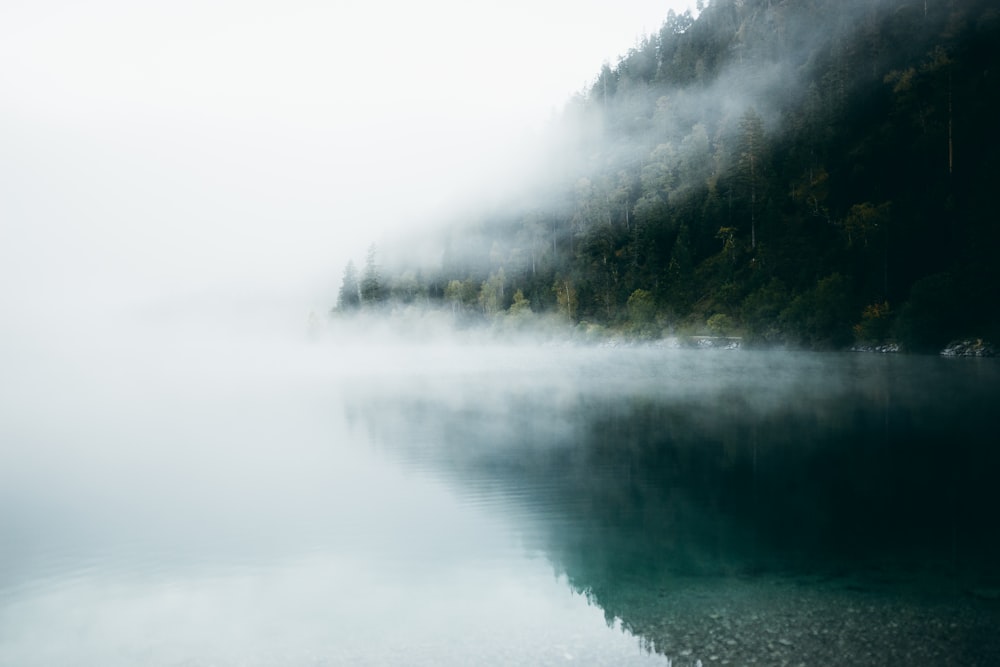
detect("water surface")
[2,333,998,665]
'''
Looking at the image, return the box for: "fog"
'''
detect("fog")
[0,0,959,561]
[0,0,884,331]
[369,0,899,282]
[0,0,699,337]
[6,2,999,663]
[3,272,998,664]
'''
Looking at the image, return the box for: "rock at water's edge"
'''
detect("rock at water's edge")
[940,339,996,357]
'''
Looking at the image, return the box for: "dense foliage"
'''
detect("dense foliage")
[338,0,1000,351]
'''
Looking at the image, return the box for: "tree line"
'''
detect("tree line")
[334,0,1000,351]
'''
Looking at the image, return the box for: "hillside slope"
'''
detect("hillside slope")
[341,0,1000,351]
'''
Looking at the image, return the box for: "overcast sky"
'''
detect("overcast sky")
[0,0,696,330]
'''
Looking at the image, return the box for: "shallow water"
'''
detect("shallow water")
[2,332,999,665]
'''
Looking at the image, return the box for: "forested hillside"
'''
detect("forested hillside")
[336,0,1000,351]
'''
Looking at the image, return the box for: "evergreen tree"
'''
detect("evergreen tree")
[735,107,766,250]
[353,0,1000,348]
[360,244,385,306]
[336,260,361,311]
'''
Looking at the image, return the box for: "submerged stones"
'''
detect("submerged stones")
[620,575,1000,667]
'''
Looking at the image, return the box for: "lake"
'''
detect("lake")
[2,328,999,665]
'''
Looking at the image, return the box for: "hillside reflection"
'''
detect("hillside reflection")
[344,350,1000,664]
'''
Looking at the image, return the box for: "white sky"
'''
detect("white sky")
[0,0,695,326]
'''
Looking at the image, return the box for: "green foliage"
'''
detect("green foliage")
[664,223,694,314]
[553,279,579,321]
[389,270,425,304]
[352,0,1000,350]
[336,260,361,311]
[893,273,959,352]
[360,244,385,306]
[853,300,894,345]
[479,269,507,317]
[706,313,734,336]
[508,289,532,317]
[445,278,480,315]
[740,278,789,344]
[626,288,659,338]
[626,289,656,324]
[780,274,854,349]
[734,108,767,249]
[715,227,738,263]
[840,202,890,248]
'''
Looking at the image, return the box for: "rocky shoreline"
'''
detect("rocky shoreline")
[852,339,998,357]
[597,336,743,350]
[940,339,997,357]
[850,343,901,354]
[592,331,999,357]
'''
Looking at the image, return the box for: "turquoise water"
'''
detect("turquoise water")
[2,339,998,665]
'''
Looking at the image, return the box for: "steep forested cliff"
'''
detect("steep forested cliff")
[338,0,1000,351]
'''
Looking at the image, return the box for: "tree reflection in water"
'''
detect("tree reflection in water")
[345,350,1000,665]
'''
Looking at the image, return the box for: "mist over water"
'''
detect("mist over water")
[342,343,1000,663]
[3,308,998,664]
[1,315,667,666]
[4,0,999,663]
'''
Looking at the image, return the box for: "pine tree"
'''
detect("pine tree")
[360,244,384,306]
[736,107,766,250]
[336,261,361,311]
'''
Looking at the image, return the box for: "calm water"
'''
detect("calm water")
[2,331,999,665]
